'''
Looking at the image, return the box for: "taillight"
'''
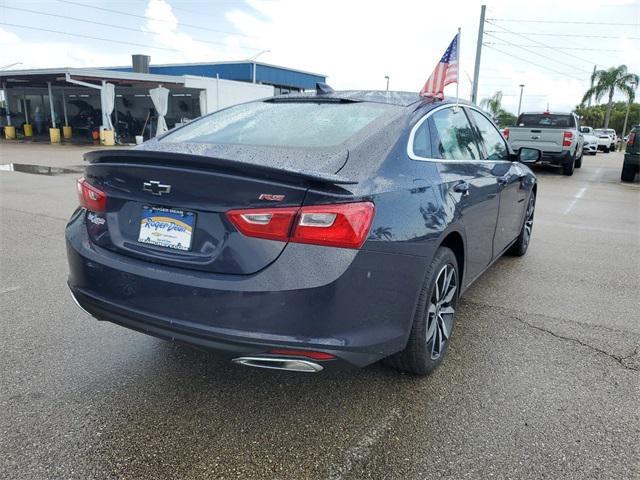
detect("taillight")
[226,207,298,242]
[563,131,573,147]
[628,132,635,146]
[76,177,107,212]
[226,201,375,249]
[502,127,509,140]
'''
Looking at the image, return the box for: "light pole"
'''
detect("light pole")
[384,76,390,92]
[471,4,486,103]
[517,84,525,116]
[620,79,638,150]
[249,50,270,83]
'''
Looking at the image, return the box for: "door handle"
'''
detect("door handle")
[453,181,470,196]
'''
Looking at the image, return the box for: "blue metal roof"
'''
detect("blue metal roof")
[109,62,326,90]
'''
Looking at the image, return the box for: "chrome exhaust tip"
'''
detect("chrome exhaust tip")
[232,356,323,373]
[69,289,93,317]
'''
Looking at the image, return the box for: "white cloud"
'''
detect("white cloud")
[141,0,260,63]
[225,0,639,112]
[1,0,637,114]
[0,27,125,69]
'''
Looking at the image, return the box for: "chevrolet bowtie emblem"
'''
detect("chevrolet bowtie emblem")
[143,180,171,196]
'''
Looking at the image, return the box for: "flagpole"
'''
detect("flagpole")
[456,27,461,111]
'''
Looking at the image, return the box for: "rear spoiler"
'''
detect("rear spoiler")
[84,150,357,187]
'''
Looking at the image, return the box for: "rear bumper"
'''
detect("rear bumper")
[533,150,573,166]
[66,212,426,368]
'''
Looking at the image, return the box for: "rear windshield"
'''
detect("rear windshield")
[516,114,575,128]
[160,100,400,148]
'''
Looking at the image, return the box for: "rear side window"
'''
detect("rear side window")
[160,101,400,148]
[468,109,509,161]
[412,120,431,158]
[428,107,482,160]
[516,114,575,128]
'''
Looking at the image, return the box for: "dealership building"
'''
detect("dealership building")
[0,55,326,143]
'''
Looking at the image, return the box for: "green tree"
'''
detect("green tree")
[575,102,640,135]
[480,91,504,118]
[479,91,516,128]
[496,111,516,128]
[581,65,639,129]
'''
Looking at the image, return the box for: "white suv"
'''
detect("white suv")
[594,128,617,152]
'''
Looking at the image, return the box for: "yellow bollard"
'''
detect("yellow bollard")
[102,129,115,146]
[49,128,61,144]
[63,125,72,139]
[23,124,33,137]
[4,125,16,139]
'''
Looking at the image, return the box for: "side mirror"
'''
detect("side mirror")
[518,147,541,164]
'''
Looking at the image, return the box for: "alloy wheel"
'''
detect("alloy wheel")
[426,264,457,360]
[523,195,535,248]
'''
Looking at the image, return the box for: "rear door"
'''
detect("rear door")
[467,108,528,254]
[426,106,500,282]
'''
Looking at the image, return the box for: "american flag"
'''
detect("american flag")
[420,33,459,98]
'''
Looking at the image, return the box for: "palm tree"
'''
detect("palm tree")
[480,91,504,119]
[582,65,639,129]
[480,91,516,127]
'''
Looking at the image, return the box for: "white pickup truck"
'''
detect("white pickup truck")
[505,112,584,176]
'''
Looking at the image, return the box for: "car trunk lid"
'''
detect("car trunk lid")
[82,148,353,275]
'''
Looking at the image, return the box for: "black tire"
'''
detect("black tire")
[508,192,535,257]
[562,155,575,176]
[621,163,638,182]
[603,146,610,153]
[384,247,459,375]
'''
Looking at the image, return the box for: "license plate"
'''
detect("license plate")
[138,206,195,251]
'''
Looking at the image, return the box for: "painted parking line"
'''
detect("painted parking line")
[0,286,22,295]
[328,407,401,480]
[563,167,605,215]
[563,187,587,215]
[536,220,637,236]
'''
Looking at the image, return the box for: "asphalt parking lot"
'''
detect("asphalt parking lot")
[1,143,639,480]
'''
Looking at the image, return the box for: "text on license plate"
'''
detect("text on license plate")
[138,206,195,251]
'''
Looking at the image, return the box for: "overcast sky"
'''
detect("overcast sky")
[1,0,638,113]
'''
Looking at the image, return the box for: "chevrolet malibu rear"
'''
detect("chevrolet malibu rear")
[67,93,540,374]
[66,94,431,373]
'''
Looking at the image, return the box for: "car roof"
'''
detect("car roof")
[519,111,573,115]
[270,90,474,108]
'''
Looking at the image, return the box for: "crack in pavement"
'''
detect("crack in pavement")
[515,317,639,372]
[463,300,639,372]
[462,299,640,338]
